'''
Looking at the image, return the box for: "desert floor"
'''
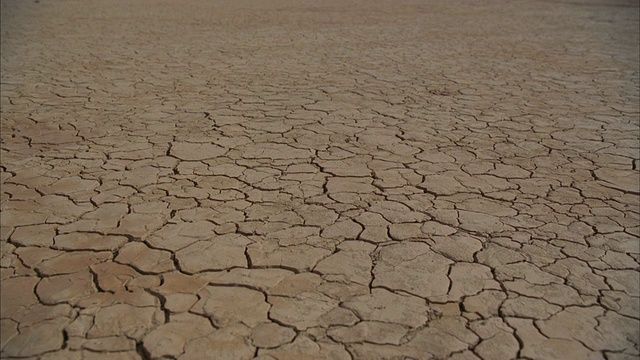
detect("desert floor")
[1,0,639,359]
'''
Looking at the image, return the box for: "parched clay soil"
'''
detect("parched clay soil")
[1,0,638,359]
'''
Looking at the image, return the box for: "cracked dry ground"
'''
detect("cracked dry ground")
[0,0,639,359]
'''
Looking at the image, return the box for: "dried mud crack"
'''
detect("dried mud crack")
[1,0,639,359]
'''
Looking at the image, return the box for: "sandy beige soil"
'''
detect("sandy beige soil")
[1,0,639,359]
